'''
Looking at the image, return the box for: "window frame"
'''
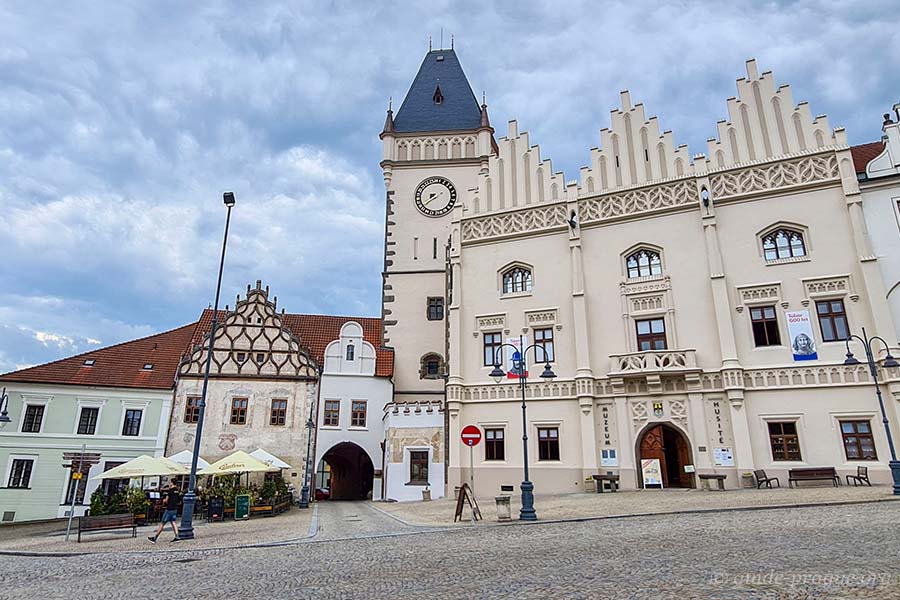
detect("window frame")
[750,305,781,347]
[76,406,100,435]
[483,332,503,367]
[485,428,506,461]
[408,450,430,485]
[501,266,533,295]
[229,397,248,426]
[346,344,355,361]
[537,427,561,461]
[816,299,850,342]
[350,400,367,428]
[270,398,288,427]
[840,420,878,461]
[6,457,36,489]
[21,404,45,434]
[625,248,663,279]
[427,296,445,321]
[184,395,201,424]
[533,327,555,363]
[121,408,143,436]
[767,421,802,462]
[761,228,807,262]
[323,399,341,427]
[635,318,667,351]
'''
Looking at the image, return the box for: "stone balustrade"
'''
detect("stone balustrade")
[608,349,699,376]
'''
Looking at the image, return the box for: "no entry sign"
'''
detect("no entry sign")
[461,425,482,447]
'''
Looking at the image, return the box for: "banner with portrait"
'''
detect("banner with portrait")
[786,310,818,361]
[505,336,529,379]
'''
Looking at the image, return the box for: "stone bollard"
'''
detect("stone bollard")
[495,495,511,521]
[422,487,431,502]
[741,473,755,489]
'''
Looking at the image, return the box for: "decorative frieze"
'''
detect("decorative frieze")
[801,274,858,306]
[578,179,696,226]
[621,275,671,296]
[735,282,785,312]
[709,153,839,201]
[524,308,558,329]
[461,204,568,243]
[631,295,665,313]
[474,313,506,337]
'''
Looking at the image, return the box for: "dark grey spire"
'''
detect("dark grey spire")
[393,49,481,133]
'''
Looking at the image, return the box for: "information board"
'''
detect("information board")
[641,458,663,489]
[235,494,251,520]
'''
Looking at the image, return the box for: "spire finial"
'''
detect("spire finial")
[429,35,432,52]
[451,33,454,49]
[482,91,486,106]
[440,27,443,50]
[388,96,392,111]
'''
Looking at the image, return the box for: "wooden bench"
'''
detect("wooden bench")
[846,466,871,487]
[754,469,780,489]
[698,473,727,491]
[77,513,136,542]
[788,467,840,488]
[592,473,620,493]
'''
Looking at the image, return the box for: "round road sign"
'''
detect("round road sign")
[461,425,482,447]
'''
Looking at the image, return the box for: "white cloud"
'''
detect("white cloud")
[0,0,895,371]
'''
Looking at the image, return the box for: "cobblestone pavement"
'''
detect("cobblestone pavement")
[379,485,895,526]
[1,501,899,599]
[311,500,445,541]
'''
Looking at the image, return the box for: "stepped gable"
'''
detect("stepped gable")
[191,309,393,378]
[0,323,198,390]
[393,49,482,133]
[851,141,885,175]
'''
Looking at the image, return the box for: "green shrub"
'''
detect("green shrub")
[125,487,150,514]
[89,487,108,516]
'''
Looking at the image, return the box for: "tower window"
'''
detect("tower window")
[427,297,444,321]
[433,85,443,105]
[626,249,662,279]
[762,228,806,261]
[346,344,355,361]
[501,266,533,294]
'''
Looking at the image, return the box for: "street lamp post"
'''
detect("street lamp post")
[843,326,900,495]
[299,365,322,509]
[489,335,556,521]
[178,191,236,540]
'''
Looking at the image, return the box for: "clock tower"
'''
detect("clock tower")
[380,47,495,411]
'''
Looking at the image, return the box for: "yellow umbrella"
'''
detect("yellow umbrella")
[198,450,279,475]
[92,455,188,479]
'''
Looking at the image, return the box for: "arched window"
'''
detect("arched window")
[762,229,806,261]
[419,353,444,379]
[346,344,355,361]
[626,249,662,279]
[502,266,533,294]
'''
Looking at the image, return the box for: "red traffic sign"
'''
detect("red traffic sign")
[461,425,482,447]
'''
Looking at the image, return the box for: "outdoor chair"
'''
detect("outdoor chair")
[753,469,780,489]
[846,466,871,486]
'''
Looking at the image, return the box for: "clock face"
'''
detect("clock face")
[415,176,457,217]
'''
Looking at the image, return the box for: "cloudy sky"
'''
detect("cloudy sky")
[1,1,897,373]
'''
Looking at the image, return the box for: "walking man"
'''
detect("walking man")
[148,482,181,544]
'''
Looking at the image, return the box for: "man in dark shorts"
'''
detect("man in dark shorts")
[148,482,181,543]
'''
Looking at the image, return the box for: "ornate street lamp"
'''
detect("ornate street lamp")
[489,334,556,521]
[843,327,900,495]
[179,191,236,540]
[299,364,323,509]
[0,387,10,424]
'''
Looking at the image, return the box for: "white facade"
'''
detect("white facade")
[860,105,900,343]
[315,322,392,501]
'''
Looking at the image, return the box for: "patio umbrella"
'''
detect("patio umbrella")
[166,450,210,470]
[249,448,292,470]
[91,455,188,480]
[197,450,278,476]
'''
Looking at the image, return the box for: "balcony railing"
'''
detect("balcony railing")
[608,349,699,376]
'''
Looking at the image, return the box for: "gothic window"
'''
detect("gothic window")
[762,228,806,261]
[626,249,662,279]
[419,353,444,379]
[502,266,532,294]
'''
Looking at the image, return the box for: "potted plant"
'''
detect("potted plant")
[125,487,150,523]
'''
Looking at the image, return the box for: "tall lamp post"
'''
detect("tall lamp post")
[179,191,236,540]
[488,335,556,521]
[843,327,900,495]
[299,364,323,509]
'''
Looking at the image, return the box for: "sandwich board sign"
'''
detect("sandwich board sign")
[235,494,251,520]
[642,458,663,489]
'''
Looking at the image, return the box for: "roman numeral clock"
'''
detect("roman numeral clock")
[415,176,457,217]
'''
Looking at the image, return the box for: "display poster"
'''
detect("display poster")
[641,458,663,488]
[713,447,735,467]
[786,310,818,361]
[601,449,618,467]
[505,337,529,379]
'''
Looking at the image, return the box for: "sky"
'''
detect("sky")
[2,0,898,373]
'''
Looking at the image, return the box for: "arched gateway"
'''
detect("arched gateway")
[636,422,695,489]
[318,442,374,500]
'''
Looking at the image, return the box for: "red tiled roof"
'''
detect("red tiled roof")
[191,309,393,378]
[0,323,198,390]
[850,141,885,175]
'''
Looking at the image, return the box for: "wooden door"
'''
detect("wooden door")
[639,425,668,487]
